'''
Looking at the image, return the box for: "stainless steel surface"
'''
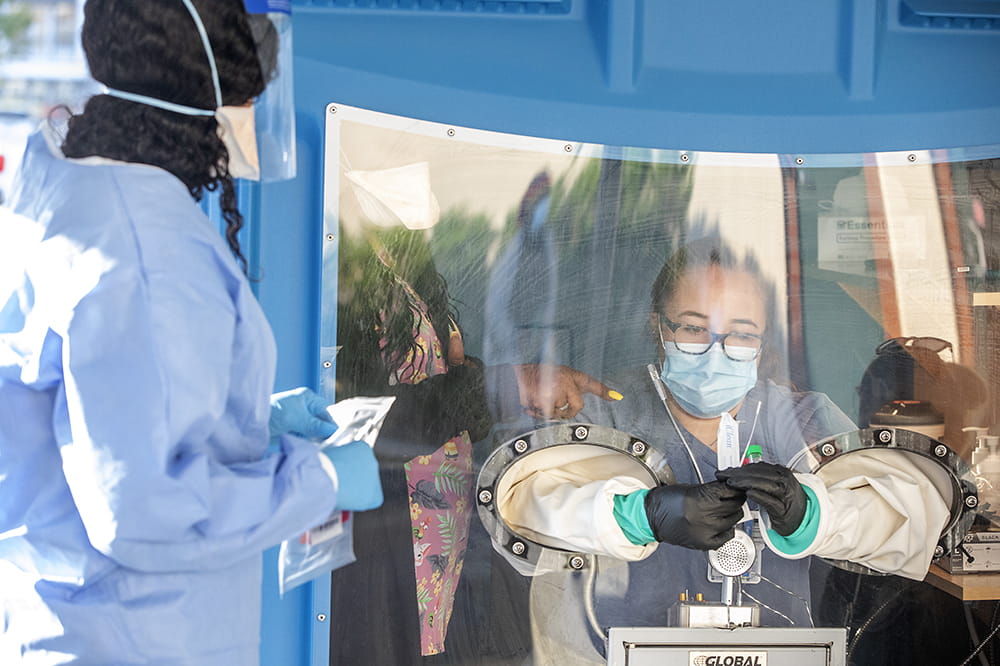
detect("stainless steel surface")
[606,627,847,666]
[671,602,760,629]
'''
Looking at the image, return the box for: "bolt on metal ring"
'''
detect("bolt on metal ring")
[933,545,945,558]
[878,430,892,443]
[511,541,526,556]
[569,556,585,570]
[478,489,493,504]
[934,445,948,458]
[966,495,979,508]
[574,426,589,440]
[513,439,529,453]
[631,441,647,456]
[821,443,836,456]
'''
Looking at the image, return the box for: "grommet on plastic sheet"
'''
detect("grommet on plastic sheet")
[908,154,917,162]
[564,144,573,153]
[323,361,332,369]
[680,153,690,163]
[328,106,337,114]
[317,613,327,622]
[795,157,804,165]
[326,233,334,241]
[447,128,456,137]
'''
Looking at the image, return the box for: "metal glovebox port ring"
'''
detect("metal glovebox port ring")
[476,422,675,571]
[786,427,977,576]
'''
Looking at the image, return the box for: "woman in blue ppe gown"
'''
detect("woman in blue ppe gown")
[0,1,380,664]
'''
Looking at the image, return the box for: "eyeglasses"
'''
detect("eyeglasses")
[658,314,763,362]
[876,336,954,361]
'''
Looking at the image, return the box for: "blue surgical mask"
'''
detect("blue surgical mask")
[659,344,757,418]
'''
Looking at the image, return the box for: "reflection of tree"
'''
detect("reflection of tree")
[338,156,695,378]
[0,2,32,58]
[427,207,494,358]
[572,160,693,372]
[497,158,695,375]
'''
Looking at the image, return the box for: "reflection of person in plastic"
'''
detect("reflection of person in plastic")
[496,239,953,665]
[331,229,615,664]
[333,229,502,664]
[483,171,558,367]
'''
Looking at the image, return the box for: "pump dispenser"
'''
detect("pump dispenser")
[972,434,1000,515]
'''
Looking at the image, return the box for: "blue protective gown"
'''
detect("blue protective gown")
[0,129,339,665]
[523,366,857,665]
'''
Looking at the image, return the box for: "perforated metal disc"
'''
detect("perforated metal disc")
[708,530,757,577]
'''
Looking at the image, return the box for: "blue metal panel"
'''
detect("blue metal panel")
[287,0,1000,154]
[255,111,330,665]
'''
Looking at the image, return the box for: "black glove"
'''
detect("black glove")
[716,462,807,537]
[643,481,747,550]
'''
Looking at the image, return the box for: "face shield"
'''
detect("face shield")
[243,0,296,182]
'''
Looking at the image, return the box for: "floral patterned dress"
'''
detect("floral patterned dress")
[383,279,474,656]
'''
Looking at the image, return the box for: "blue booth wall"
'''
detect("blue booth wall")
[255,1,1000,663]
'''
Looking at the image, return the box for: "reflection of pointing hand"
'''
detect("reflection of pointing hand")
[512,364,623,420]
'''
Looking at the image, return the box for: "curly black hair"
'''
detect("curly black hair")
[60,0,266,273]
[336,229,456,395]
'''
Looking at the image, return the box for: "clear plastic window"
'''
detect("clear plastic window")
[322,104,1000,665]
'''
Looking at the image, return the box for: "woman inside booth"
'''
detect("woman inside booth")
[495,237,953,665]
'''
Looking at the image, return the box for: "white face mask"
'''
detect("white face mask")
[216,105,260,181]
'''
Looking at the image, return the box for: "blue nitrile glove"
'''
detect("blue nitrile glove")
[323,441,384,511]
[269,387,337,441]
